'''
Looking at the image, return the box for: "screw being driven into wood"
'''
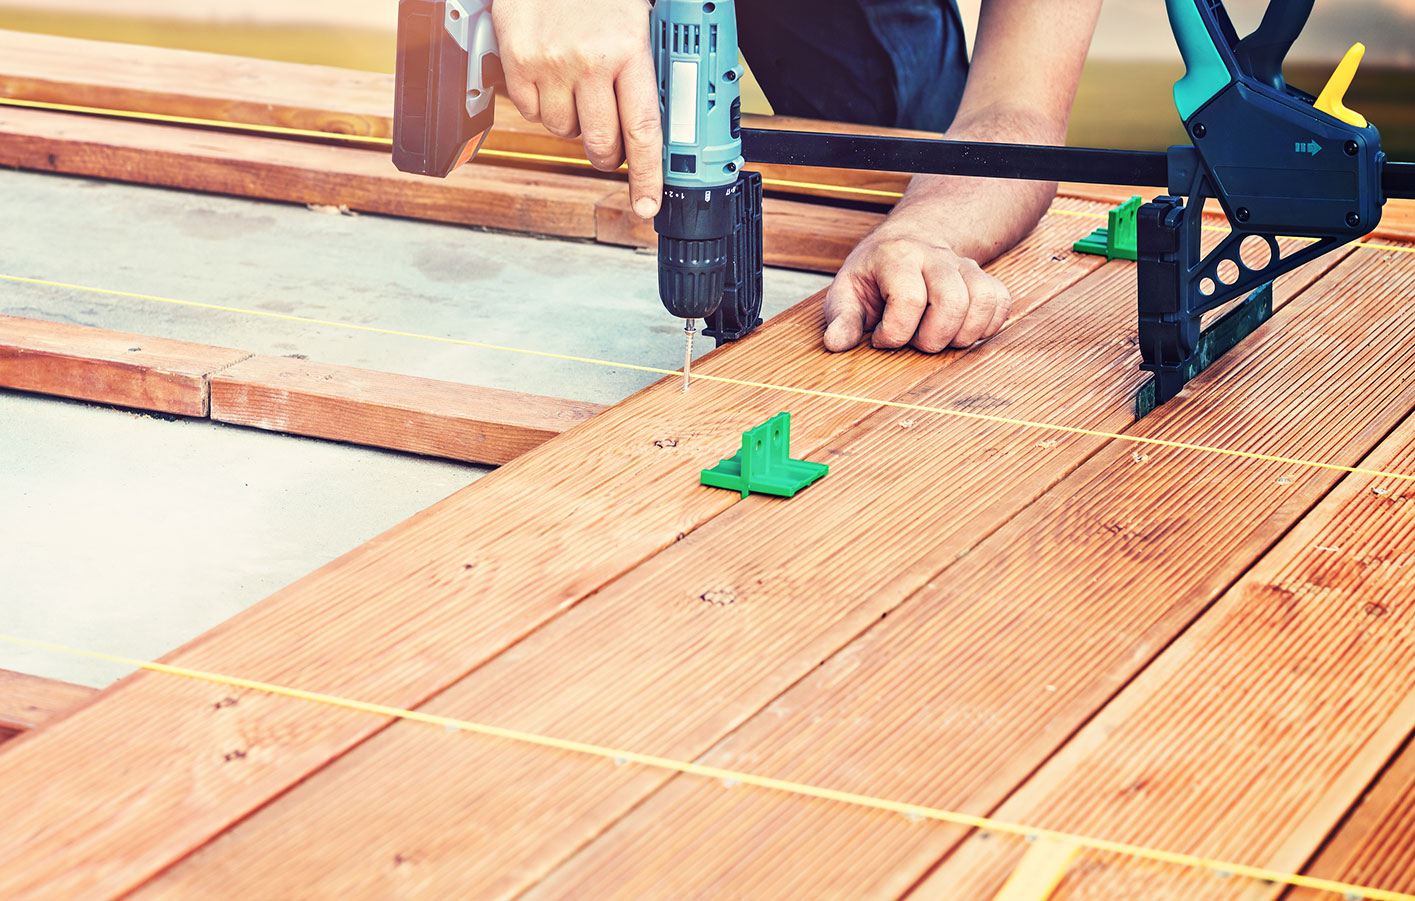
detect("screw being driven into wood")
[682,319,696,393]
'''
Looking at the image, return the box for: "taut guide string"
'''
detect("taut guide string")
[5,95,1415,899]
[1,632,1409,901]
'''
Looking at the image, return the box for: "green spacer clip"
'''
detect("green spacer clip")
[1073,195,1141,261]
[700,412,829,498]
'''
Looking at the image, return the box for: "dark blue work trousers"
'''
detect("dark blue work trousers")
[737,0,969,133]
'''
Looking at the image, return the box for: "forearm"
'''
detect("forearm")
[885,103,1068,265]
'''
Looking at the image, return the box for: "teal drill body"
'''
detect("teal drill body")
[652,0,745,191]
[652,0,749,323]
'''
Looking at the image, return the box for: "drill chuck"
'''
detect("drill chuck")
[655,182,740,319]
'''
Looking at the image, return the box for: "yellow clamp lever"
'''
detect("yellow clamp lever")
[1315,42,1368,129]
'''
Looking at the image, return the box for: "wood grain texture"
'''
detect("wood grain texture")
[0,314,248,416]
[132,230,1133,900]
[210,355,605,466]
[920,336,1415,900]
[128,235,1337,898]
[0,30,917,204]
[0,106,617,239]
[0,206,1107,901]
[0,669,96,734]
[1285,737,1415,900]
[496,248,1415,901]
[0,29,393,138]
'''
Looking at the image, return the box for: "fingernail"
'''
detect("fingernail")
[634,198,657,219]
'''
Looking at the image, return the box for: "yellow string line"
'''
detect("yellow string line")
[6,93,1413,248]
[6,270,1415,485]
[7,270,1415,482]
[0,96,900,201]
[0,633,1405,901]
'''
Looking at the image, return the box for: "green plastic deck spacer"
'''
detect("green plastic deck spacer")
[700,412,829,498]
[1073,195,1142,261]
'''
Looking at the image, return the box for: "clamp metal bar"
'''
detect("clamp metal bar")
[740,129,1172,188]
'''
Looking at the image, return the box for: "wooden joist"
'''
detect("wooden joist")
[0,316,602,465]
[210,356,604,466]
[0,669,95,743]
[0,205,1108,901]
[0,314,248,416]
[0,29,917,206]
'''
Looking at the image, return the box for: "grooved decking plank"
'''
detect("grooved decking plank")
[130,242,1335,899]
[0,314,248,416]
[482,246,1409,901]
[0,669,96,734]
[209,356,605,466]
[920,332,1415,900]
[0,205,1107,901]
[595,185,884,273]
[0,106,616,239]
[1285,737,1415,900]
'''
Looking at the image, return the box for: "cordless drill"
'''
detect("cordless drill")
[392,0,763,390]
[651,0,762,388]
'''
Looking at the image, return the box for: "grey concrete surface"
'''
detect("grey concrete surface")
[0,168,831,688]
[0,392,480,687]
[0,169,832,406]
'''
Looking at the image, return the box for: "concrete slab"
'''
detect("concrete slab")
[0,168,831,691]
[0,168,834,406]
[0,391,481,688]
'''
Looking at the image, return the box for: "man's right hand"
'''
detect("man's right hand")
[492,0,663,219]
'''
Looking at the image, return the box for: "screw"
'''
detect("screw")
[726,162,737,172]
[1193,123,1207,138]
[725,70,737,82]
[1236,207,1250,222]
[1347,212,1362,228]
[1345,140,1360,156]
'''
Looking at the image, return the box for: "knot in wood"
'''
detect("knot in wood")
[700,589,737,606]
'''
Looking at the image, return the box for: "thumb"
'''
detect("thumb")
[822,280,870,352]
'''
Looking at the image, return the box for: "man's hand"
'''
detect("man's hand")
[822,0,1102,354]
[823,224,1011,353]
[493,0,663,218]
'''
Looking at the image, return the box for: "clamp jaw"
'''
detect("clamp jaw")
[1142,0,1386,406]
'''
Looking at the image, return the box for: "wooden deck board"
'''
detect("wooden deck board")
[209,355,605,465]
[0,669,96,735]
[0,204,1105,901]
[916,330,1415,900]
[132,247,1145,898]
[495,245,1415,900]
[1285,736,1415,899]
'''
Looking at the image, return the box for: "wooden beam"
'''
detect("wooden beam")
[0,106,618,240]
[0,669,96,735]
[595,185,884,273]
[0,29,917,206]
[209,356,605,466]
[0,207,1107,901]
[0,316,603,464]
[0,314,248,416]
